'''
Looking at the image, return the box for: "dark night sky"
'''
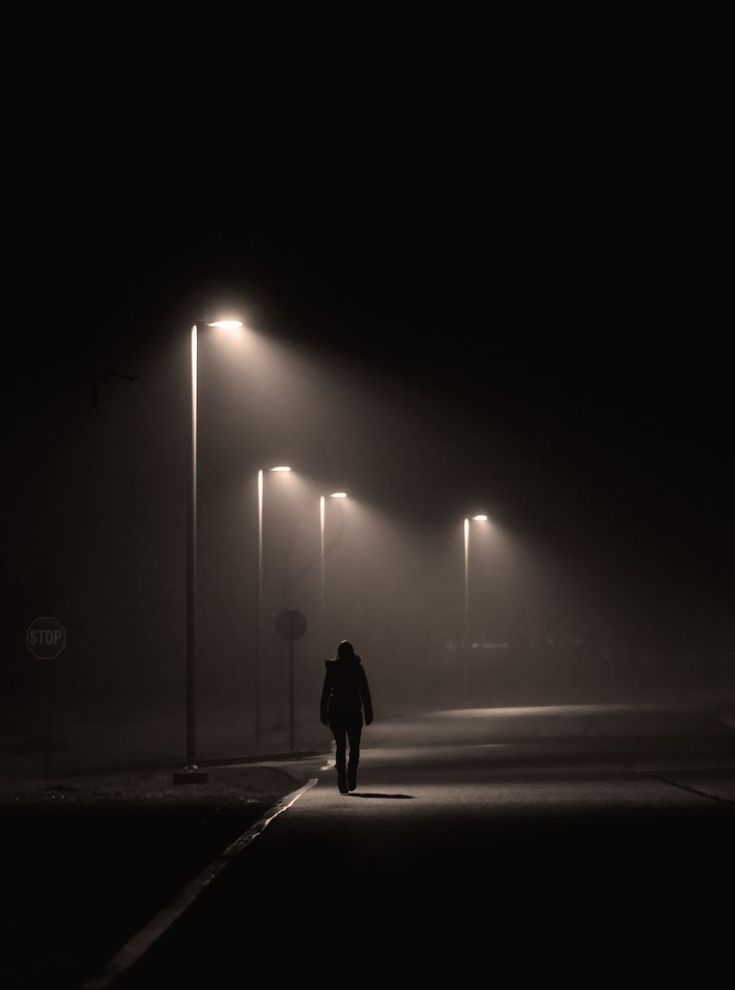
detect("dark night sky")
[3,4,732,627]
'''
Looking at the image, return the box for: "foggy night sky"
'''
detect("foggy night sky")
[1,6,732,726]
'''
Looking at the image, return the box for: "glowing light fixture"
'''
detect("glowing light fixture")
[473,514,488,521]
[269,465,292,472]
[330,492,348,498]
[208,320,244,330]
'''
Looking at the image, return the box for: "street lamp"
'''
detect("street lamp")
[176,319,243,784]
[320,492,348,656]
[462,513,488,708]
[256,465,292,745]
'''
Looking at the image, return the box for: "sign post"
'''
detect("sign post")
[274,610,307,751]
[26,617,66,780]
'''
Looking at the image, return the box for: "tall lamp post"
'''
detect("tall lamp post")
[320,492,348,657]
[463,513,488,708]
[256,465,291,745]
[175,319,243,785]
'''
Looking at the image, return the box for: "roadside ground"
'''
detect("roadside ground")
[0,758,324,989]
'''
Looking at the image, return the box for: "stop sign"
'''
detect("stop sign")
[26,617,66,659]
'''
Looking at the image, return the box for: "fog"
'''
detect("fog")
[3,296,733,770]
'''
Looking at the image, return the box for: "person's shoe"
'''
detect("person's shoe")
[337,773,349,794]
[348,766,357,792]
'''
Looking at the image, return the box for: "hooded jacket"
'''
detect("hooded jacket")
[320,651,373,724]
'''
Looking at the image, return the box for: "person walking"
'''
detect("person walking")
[320,640,373,794]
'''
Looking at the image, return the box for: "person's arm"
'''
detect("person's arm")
[360,666,373,724]
[320,668,330,725]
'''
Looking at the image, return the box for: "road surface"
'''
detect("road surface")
[117,705,735,985]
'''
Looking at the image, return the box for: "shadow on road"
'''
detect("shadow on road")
[349,792,414,799]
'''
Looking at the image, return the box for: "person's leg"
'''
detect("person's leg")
[346,716,363,791]
[330,719,349,793]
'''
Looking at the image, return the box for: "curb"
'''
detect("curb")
[200,750,324,767]
[55,750,325,780]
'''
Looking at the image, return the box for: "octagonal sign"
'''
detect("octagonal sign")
[26,617,66,660]
[274,609,307,642]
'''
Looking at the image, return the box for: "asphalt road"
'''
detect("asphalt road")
[117,706,735,986]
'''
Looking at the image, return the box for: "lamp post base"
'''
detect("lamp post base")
[172,765,209,785]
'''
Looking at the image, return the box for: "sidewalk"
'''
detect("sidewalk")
[0,706,332,988]
[0,707,331,783]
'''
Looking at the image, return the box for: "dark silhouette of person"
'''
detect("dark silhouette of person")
[320,640,373,793]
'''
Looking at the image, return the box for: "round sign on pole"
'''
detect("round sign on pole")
[26,617,66,660]
[274,610,307,642]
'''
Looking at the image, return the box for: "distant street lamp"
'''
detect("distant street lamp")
[462,514,488,708]
[256,466,292,745]
[320,492,348,657]
[176,319,243,784]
